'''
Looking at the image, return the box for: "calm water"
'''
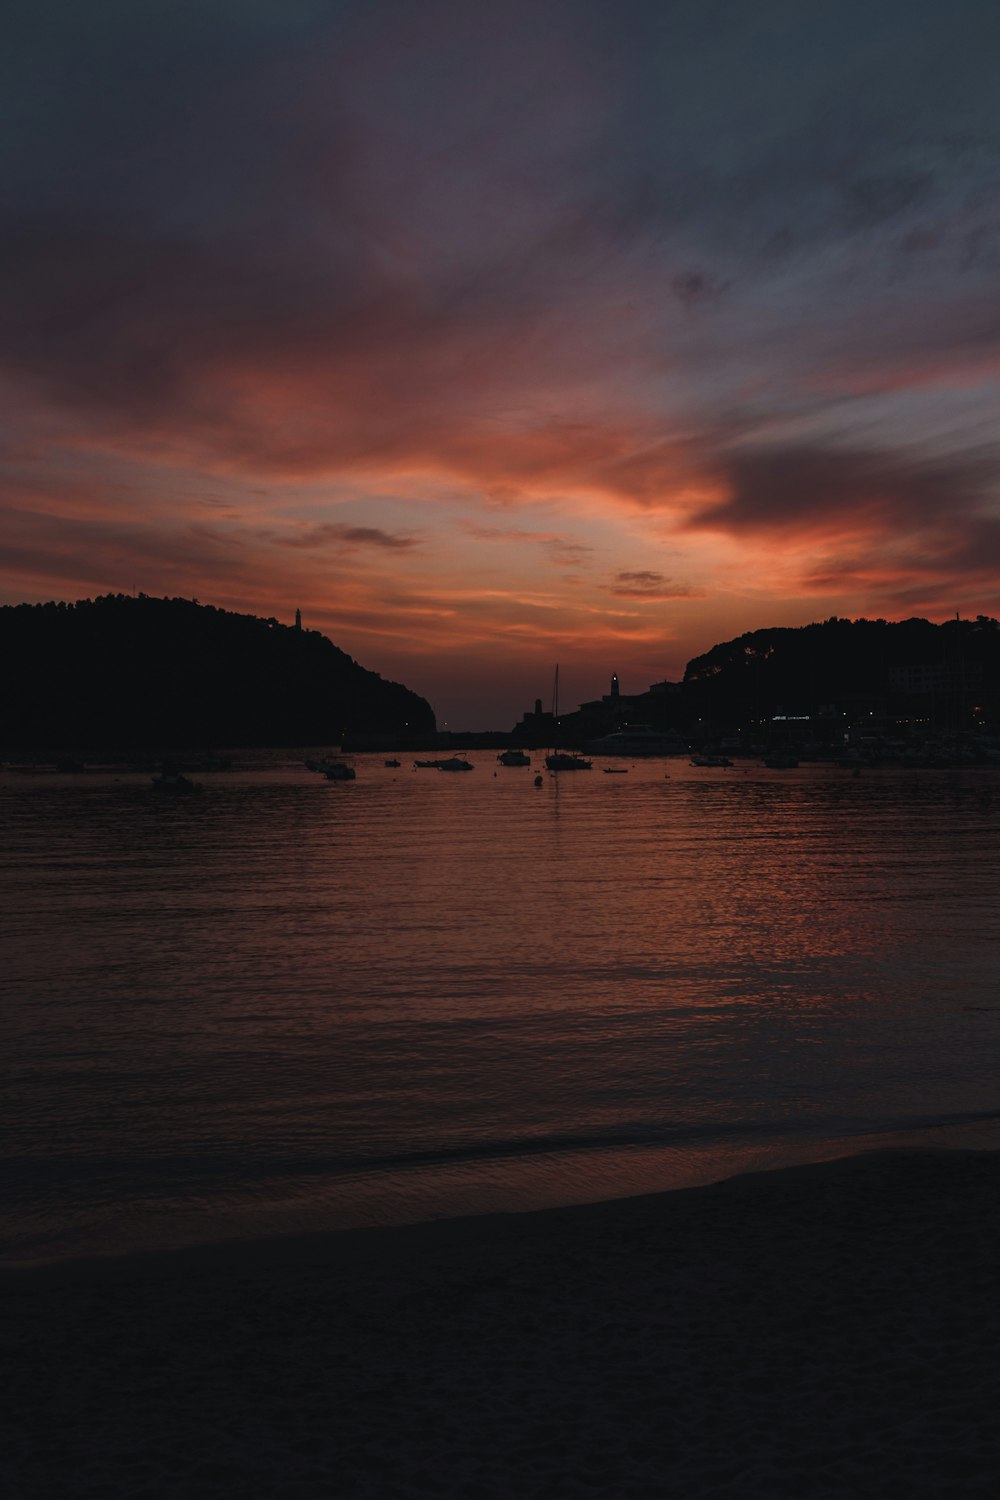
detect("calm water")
[3,754,1000,1265]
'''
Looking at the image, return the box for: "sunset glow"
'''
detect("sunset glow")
[4,0,1000,724]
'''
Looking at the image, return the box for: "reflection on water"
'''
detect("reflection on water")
[3,756,1000,1262]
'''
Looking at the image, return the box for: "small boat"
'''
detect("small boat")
[414,759,444,768]
[437,756,474,772]
[603,767,628,773]
[151,770,198,794]
[690,755,733,768]
[325,762,356,781]
[305,756,344,774]
[498,749,531,767]
[384,758,401,768]
[545,752,592,771]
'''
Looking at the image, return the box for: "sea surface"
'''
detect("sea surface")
[3,752,1000,1266]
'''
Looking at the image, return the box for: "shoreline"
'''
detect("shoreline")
[8,1106,1000,1278]
[5,1146,1000,1496]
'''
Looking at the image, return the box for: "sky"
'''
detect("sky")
[4,0,1000,727]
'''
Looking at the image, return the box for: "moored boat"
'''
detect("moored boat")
[545,752,592,771]
[305,756,345,774]
[151,770,199,794]
[498,749,531,767]
[584,726,685,756]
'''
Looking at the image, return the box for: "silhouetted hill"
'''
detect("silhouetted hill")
[681,615,1000,725]
[0,595,436,749]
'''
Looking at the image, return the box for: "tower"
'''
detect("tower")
[295,608,302,632]
[610,673,619,699]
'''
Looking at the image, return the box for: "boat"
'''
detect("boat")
[603,767,628,773]
[497,749,531,767]
[584,726,685,756]
[325,762,356,781]
[414,759,444,768]
[437,756,474,771]
[690,754,733,768]
[151,770,198,794]
[544,665,591,770]
[384,758,401,768]
[545,752,592,771]
[305,756,344,774]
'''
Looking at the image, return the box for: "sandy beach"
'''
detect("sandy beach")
[4,1148,999,1498]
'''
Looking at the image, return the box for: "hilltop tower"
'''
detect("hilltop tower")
[295,608,302,632]
[610,673,619,699]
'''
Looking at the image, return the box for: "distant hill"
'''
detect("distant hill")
[681,615,1000,723]
[0,594,436,749]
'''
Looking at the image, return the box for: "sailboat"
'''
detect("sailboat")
[544,665,592,771]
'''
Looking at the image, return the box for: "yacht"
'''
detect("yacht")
[545,752,592,771]
[584,726,685,756]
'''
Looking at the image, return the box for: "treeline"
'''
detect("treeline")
[0,594,436,749]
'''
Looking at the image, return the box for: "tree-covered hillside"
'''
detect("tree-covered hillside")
[681,615,1000,725]
[0,595,436,748]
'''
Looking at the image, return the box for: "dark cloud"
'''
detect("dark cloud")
[693,443,1000,538]
[270,523,418,550]
[609,570,701,599]
[671,270,728,308]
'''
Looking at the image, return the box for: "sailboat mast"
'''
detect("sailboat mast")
[552,664,559,721]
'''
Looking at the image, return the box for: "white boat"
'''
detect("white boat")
[584,726,685,756]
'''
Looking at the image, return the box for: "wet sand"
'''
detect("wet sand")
[4,1149,1000,1497]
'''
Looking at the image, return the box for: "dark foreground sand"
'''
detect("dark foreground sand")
[4,1149,1000,1498]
